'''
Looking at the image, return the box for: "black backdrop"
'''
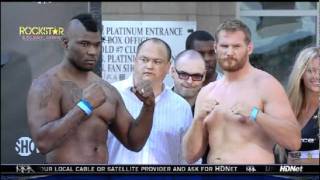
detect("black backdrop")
[1,2,101,164]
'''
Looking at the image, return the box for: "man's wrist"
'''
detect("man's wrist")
[143,100,155,107]
[77,98,94,116]
[250,106,260,122]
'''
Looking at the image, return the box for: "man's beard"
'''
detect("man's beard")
[179,88,200,99]
[218,57,246,72]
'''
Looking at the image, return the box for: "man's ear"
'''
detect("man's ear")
[61,37,69,49]
[202,71,207,81]
[247,41,254,55]
[170,64,175,76]
[214,41,217,53]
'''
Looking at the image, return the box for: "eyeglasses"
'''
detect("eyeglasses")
[175,68,204,81]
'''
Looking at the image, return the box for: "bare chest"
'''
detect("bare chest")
[59,81,116,125]
[213,82,263,108]
[206,82,265,140]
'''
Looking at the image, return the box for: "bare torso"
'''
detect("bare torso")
[205,70,275,164]
[42,66,117,164]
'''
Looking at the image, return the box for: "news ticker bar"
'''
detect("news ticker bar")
[0,165,318,175]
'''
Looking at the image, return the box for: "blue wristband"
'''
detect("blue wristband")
[77,99,93,116]
[80,98,93,111]
[250,107,260,122]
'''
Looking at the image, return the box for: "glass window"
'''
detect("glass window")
[240,2,317,10]
[241,16,316,84]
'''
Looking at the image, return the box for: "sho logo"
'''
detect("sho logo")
[16,165,35,173]
[246,166,256,172]
[15,137,39,156]
[279,165,303,172]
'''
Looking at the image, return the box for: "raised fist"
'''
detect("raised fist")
[82,82,106,109]
[194,98,219,121]
[131,79,155,106]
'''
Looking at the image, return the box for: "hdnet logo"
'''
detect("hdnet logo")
[279,165,303,172]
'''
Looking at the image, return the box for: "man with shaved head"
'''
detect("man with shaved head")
[171,50,206,115]
[27,13,155,164]
[171,50,205,164]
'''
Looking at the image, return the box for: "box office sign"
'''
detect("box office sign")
[102,21,196,83]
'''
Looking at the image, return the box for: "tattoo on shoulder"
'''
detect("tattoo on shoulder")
[35,78,53,109]
[61,81,82,103]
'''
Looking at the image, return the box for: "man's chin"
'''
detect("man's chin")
[180,89,197,97]
[141,76,154,82]
[142,73,155,78]
[79,67,94,72]
[220,64,240,72]
[206,67,216,74]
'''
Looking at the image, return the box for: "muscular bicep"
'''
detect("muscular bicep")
[261,78,296,122]
[27,77,61,136]
[257,74,301,150]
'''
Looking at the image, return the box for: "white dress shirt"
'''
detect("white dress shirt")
[107,75,193,164]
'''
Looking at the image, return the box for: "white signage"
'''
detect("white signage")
[15,136,39,156]
[102,21,196,85]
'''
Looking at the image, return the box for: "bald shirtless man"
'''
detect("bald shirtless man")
[27,13,155,164]
[182,19,301,164]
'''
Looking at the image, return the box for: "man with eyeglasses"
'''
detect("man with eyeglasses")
[185,30,224,165]
[172,49,220,164]
[107,38,193,164]
[171,50,206,115]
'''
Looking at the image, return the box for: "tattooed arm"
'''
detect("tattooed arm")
[27,76,84,154]
[27,76,106,154]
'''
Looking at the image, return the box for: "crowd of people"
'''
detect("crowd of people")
[27,13,319,165]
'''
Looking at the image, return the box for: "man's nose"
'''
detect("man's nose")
[226,47,235,56]
[203,53,210,61]
[145,60,154,68]
[88,46,99,55]
[186,76,193,84]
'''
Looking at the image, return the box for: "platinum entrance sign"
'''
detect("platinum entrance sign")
[102,21,196,86]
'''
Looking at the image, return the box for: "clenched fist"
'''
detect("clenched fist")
[131,79,155,106]
[194,98,219,121]
[82,82,106,109]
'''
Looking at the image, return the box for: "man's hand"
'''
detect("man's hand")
[131,79,155,106]
[194,98,219,121]
[83,83,106,109]
[230,103,255,123]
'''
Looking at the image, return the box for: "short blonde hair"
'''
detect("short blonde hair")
[215,19,251,44]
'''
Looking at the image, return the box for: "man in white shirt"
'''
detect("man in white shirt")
[107,38,193,164]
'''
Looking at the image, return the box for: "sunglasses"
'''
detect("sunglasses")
[175,68,204,81]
